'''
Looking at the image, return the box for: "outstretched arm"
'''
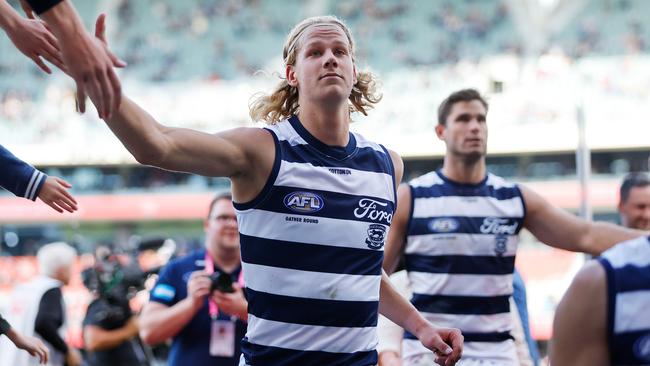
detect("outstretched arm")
[0,0,65,73]
[522,185,645,255]
[550,261,609,366]
[93,15,273,201]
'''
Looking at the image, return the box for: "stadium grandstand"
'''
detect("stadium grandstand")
[1,0,649,362]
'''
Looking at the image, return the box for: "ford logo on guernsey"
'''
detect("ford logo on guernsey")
[428,218,460,233]
[284,191,324,213]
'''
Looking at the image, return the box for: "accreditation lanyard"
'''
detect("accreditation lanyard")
[204,251,244,319]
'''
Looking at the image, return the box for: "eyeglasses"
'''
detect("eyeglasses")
[211,214,238,223]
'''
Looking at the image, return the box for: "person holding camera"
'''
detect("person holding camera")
[81,246,150,366]
[139,192,247,366]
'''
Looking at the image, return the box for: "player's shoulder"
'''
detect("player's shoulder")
[485,172,518,189]
[408,171,444,188]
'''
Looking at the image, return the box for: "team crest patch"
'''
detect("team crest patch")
[634,333,650,361]
[494,234,508,256]
[366,224,387,250]
[284,191,324,213]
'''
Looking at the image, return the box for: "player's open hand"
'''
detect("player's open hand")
[5,16,66,74]
[416,324,463,366]
[7,329,49,364]
[37,176,77,213]
[60,12,125,119]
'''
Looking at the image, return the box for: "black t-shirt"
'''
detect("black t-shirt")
[82,298,149,366]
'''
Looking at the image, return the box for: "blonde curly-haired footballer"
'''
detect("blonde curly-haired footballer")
[249,15,381,124]
[96,13,463,366]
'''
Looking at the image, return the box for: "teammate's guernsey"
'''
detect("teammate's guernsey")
[234,115,396,366]
[599,236,650,365]
[403,170,525,364]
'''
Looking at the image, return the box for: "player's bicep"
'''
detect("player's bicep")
[159,127,271,178]
[521,185,589,250]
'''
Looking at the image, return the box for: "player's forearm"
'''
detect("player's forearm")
[378,272,427,337]
[36,0,84,41]
[0,1,20,30]
[139,299,198,345]
[106,97,172,166]
[580,222,645,255]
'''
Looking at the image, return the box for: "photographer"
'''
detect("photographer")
[139,193,247,366]
[81,246,149,366]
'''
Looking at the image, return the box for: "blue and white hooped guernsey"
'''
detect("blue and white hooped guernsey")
[402,170,525,364]
[234,115,397,366]
[598,236,650,365]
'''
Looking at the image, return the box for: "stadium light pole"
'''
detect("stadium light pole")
[575,103,592,222]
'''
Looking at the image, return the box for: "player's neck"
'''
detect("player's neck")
[207,246,240,273]
[441,157,486,185]
[297,104,349,147]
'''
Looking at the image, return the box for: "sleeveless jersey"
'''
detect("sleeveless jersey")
[599,235,650,365]
[234,115,396,366]
[403,170,525,364]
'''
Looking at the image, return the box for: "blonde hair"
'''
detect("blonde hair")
[249,15,382,124]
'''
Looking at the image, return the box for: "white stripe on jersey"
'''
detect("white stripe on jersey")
[243,262,381,302]
[409,272,514,297]
[406,234,518,257]
[352,133,386,153]
[246,314,378,353]
[615,290,650,333]
[403,338,517,364]
[409,172,444,188]
[420,312,514,333]
[412,196,524,218]
[603,237,650,268]
[237,210,390,251]
[269,122,308,146]
[485,174,517,189]
[275,161,395,202]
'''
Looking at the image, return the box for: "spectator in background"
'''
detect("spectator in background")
[0,313,49,364]
[139,193,247,366]
[0,144,77,213]
[0,242,82,366]
[618,172,650,230]
[81,246,150,366]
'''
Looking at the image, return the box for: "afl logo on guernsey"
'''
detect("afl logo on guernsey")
[428,218,459,233]
[634,334,650,361]
[284,191,324,213]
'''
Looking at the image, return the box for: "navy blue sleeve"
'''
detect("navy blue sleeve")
[0,144,47,201]
[149,261,180,307]
[24,0,63,15]
[34,287,68,354]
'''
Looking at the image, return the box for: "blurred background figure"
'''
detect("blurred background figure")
[139,193,247,366]
[0,242,81,366]
[618,172,650,230]
[80,244,150,366]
